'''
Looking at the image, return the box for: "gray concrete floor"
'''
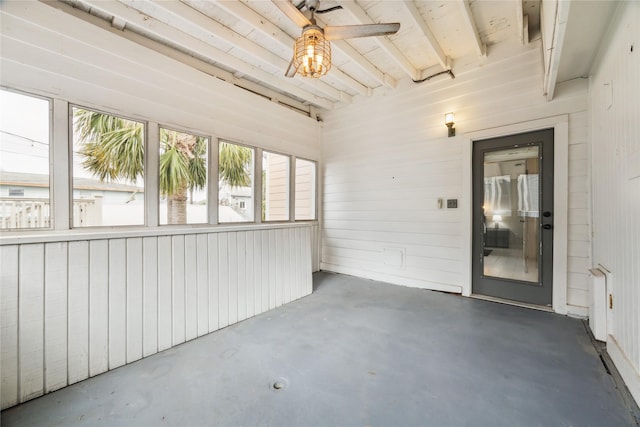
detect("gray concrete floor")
[2,272,638,427]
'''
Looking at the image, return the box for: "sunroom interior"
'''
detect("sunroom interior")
[0,0,639,425]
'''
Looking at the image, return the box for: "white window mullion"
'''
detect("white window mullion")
[290,157,296,222]
[53,98,70,231]
[255,147,263,224]
[146,122,159,227]
[209,138,219,225]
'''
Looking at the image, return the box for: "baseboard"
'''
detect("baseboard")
[566,304,588,319]
[607,336,640,408]
[319,263,462,294]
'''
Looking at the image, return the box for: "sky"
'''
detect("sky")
[0,90,50,174]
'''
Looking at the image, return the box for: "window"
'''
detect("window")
[219,141,254,223]
[72,107,145,227]
[262,151,290,221]
[159,128,208,225]
[295,158,316,220]
[0,90,51,229]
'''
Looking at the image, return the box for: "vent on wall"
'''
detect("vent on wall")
[588,267,608,341]
[383,248,405,268]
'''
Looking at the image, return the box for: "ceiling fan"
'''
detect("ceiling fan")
[272,0,400,78]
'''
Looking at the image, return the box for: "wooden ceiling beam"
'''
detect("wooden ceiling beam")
[542,0,570,101]
[127,0,351,103]
[212,0,382,93]
[516,0,525,45]
[457,0,487,57]
[401,1,450,71]
[78,0,335,109]
[337,0,420,81]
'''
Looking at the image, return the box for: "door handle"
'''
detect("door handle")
[542,224,553,230]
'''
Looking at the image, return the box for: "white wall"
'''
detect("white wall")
[321,40,590,315]
[0,1,320,409]
[589,1,640,405]
[0,1,320,159]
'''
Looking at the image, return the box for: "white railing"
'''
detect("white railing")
[0,196,103,229]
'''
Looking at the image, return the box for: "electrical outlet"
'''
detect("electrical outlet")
[447,199,458,209]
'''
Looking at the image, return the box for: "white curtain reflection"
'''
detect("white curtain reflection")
[483,175,511,216]
[517,174,539,216]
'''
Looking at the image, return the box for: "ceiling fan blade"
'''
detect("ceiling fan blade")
[324,23,400,40]
[285,56,298,78]
[272,0,311,28]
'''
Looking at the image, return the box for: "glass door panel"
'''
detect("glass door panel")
[482,146,540,283]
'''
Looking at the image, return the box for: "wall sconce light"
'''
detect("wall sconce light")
[445,112,455,137]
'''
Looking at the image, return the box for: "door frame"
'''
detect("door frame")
[461,115,569,315]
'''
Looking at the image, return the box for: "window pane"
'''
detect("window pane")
[295,158,316,220]
[262,151,290,221]
[218,141,254,223]
[72,107,145,227]
[0,90,51,229]
[159,128,208,225]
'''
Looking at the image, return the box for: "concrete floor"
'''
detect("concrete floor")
[2,272,638,427]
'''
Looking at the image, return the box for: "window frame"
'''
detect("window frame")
[69,103,148,229]
[261,149,292,223]
[157,125,212,227]
[293,156,318,222]
[0,85,319,235]
[217,139,257,225]
[0,87,54,231]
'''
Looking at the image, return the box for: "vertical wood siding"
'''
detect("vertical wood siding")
[589,1,640,401]
[0,227,312,409]
[322,42,590,308]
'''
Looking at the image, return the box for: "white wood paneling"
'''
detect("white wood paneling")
[245,231,255,319]
[184,235,198,341]
[261,231,270,312]
[171,236,186,345]
[589,1,640,405]
[126,238,144,363]
[44,242,68,393]
[89,240,109,376]
[18,244,45,402]
[207,234,220,332]
[143,237,159,357]
[196,234,209,337]
[68,241,89,384]
[108,239,127,369]
[0,2,317,411]
[218,233,230,328]
[0,226,313,410]
[322,42,588,306]
[237,232,247,322]
[1,245,20,408]
[228,233,239,325]
[157,236,173,352]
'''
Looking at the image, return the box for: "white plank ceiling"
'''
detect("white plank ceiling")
[50,0,616,112]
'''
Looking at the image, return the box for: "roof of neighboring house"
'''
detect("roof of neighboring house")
[218,205,251,223]
[219,184,252,199]
[0,171,143,192]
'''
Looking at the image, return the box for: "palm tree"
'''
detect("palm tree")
[74,108,251,224]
